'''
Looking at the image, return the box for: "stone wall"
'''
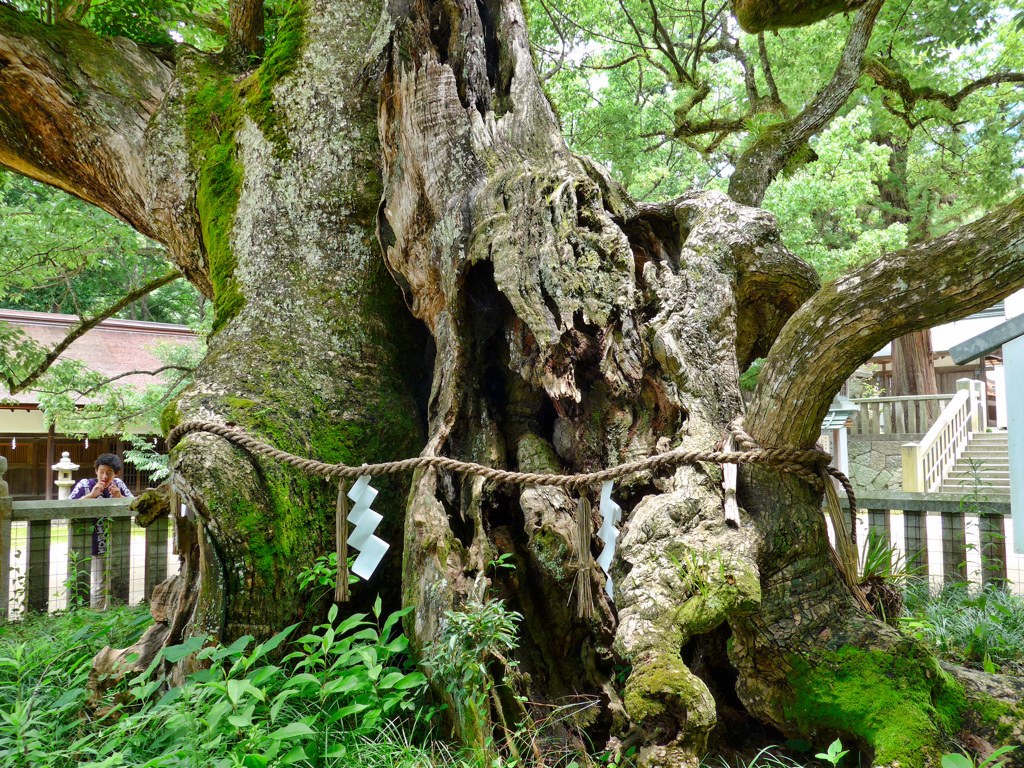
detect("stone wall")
[847,433,924,491]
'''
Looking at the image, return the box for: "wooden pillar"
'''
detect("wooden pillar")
[0,480,11,623]
[30,439,39,498]
[107,518,131,604]
[979,513,1007,588]
[26,519,50,612]
[67,517,92,608]
[44,427,54,501]
[904,510,929,579]
[144,518,169,600]
[941,511,968,584]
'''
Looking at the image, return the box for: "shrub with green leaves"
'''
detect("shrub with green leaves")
[902,584,1024,673]
[77,599,431,767]
[0,606,152,768]
[0,600,451,768]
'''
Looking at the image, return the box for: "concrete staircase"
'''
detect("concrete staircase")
[940,432,1010,498]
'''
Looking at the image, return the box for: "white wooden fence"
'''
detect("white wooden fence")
[850,394,954,436]
[902,379,987,493]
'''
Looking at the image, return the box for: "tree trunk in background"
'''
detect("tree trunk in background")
[873,135,939,398]
[891,330,938,396]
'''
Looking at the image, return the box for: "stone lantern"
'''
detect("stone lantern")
[823,395,860,480]
[52,451,80,500]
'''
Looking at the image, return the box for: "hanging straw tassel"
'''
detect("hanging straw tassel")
[819,467,871,612]
[574,493,595,620]
[335,480,350,603]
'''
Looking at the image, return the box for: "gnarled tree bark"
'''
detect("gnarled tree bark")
[2,0,1024,765]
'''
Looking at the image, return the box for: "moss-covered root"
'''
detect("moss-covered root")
[623,656,716,768]
[783,642,968,768]
[615,485,762,766]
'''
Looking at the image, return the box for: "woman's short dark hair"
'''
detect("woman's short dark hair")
[96,453,123,473]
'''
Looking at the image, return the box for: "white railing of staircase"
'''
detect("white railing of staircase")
[902,378,985,493]
[850,394,953,435]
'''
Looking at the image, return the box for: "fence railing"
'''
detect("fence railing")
[840,490,1012,587]
[902,379,986,494]
[0,497,170,621]
[850,394,954,436]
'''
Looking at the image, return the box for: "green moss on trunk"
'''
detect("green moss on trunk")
[183,0,307,332]
[785,643,966,767]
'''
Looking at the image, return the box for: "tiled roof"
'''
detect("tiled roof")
[0,309,200,406]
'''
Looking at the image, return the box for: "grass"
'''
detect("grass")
[0,603,482,768]
[902,583,1024,674]
[0,605,152,766]
[2,581,1022,768]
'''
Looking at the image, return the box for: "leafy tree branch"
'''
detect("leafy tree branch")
[3,269,182,394]
[727,0,885,206]
[748,192,1024,449]
[865,58,1024,126]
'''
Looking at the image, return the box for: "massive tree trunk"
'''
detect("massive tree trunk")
[3,0,1024,765]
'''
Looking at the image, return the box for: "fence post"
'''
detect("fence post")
[90,525,107,610]
[0,457,10,623]
[974,380,987,431]
[956,378,980,435]
[903,510,929,581]
[67,518,91,609]
[902,443,924,492]
[145,517,169,601]
[941,511,968,583]
[26,519,50,613]
[107,518,131,604]
[979,513,1007,588]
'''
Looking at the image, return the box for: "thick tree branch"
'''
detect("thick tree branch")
[0,6,174,237]
[865,58,1024,116]
[757,32,785,113]
[747,194,1024,449]
[6,270,182,395]
[226,0,264,69]
[727,0,884,207]
[732,0,868,32]
[674,114,747,139]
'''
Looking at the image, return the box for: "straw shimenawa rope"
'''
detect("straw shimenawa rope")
[166,418,856,510]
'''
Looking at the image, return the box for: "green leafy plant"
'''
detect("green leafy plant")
[486,552,516,576]
[0,600,446,768]
[815,738,848,768]
[0,606,151,767]
[858,528,921,583]
[902,584,1024,673]
[424,598,522,756]
[941,746,1016,768]
[296,552,358,603]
